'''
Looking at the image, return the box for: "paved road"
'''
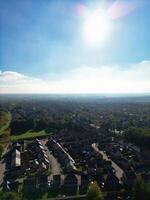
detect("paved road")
[41,139,62,175]
[45,146,62,175]
[92,143,124,181]
[0,158,5,189]
[0,144,9,189]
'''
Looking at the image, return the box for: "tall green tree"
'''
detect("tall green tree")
[87,181,104,200]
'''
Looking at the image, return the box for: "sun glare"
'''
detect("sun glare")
[83,8,112,46]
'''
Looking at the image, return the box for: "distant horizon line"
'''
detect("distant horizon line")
[0,92,150,97]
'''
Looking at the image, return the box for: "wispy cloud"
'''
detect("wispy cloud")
[0,60,150,94]
[107,0,142,20]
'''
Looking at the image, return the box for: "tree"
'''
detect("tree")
[132,178,150,200]
[87,181,104,200]
[125,127,150,149]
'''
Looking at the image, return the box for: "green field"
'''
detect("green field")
[10,130,51,141]
[0,112,12,135]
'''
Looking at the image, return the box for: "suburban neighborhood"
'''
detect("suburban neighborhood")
[0,106,150,200]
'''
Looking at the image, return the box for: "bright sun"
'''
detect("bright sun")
[83,8,112,46]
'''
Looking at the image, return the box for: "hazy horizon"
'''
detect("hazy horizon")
[0,92,150,97]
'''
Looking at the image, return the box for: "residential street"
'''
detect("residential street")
[41,139,62,175]
[45,145,62,175]
[0,145,8,189]
[92,143,124,181]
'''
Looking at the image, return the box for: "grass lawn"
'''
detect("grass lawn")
[10,130,51,141]
[0,112,11,135]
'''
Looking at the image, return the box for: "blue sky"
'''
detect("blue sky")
[0,0,150,93]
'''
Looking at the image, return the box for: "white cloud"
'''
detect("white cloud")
[0,60,150,94]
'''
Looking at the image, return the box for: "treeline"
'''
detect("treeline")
[10,118,79,134]
[10,119,59,134]
[125,127,150,149]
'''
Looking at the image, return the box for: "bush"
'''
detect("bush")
[0,192,21,200]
